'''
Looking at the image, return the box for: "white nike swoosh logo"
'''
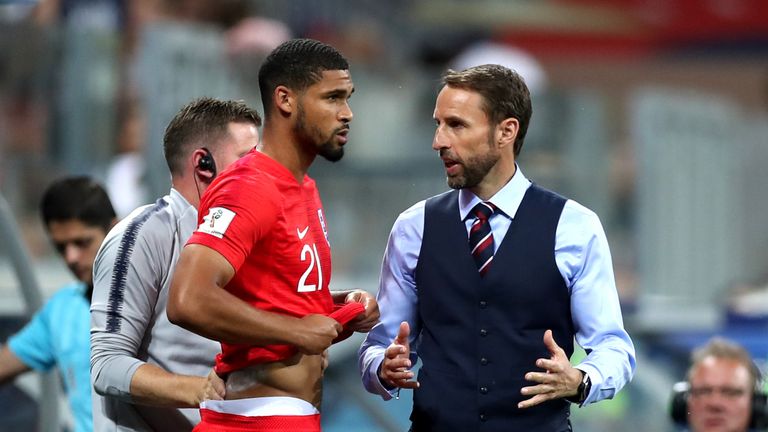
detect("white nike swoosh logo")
[297,226,309,240]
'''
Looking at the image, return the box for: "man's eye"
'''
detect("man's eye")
[74,238,93,248]
[722,388,746,398]
[690,387,712,397]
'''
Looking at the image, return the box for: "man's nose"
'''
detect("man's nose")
[64,244,81,265]
[432,129,448,151]
[339,103,353,123]
[703,394,729,409]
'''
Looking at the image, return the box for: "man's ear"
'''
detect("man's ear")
[496,117,519,150]
[192,148,215,182]
[275,85,294,115]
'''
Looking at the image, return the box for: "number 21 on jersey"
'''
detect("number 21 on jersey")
[297,242,323,292]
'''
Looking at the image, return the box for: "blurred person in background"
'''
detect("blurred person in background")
[359,64,635,431]
[685,337,763,432]
[131,0,292,201]
[90,97,261,431]
[0,176,117,432]
[449,40,548,95]
[104,96,148,218]
[168,38,378,432]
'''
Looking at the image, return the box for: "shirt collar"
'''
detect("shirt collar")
[458,164,531,221]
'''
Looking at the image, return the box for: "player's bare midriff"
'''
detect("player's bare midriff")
[224,351,324,409]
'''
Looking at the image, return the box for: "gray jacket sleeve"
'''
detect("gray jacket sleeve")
[90,211,169,401]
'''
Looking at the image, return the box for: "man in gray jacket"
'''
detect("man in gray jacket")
[90,97,261,430]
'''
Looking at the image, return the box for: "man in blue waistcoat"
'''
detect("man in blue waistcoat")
[359,64,636,431]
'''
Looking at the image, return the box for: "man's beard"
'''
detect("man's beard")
[295,105,345,162]
[446,142,499,190]
[317,134,344,162]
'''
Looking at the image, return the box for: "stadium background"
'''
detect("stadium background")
[1,0,768,430]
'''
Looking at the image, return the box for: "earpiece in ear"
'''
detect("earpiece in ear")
[197,147,217,179]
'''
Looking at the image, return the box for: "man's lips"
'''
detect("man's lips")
[442,158,460,175]
[336,128,349,145]
[703,416,726,427]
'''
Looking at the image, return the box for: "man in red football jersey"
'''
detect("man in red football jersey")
[168,38,378,431]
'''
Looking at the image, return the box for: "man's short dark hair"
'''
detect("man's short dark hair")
[258,38,349,118]
[163,97,262,176]
[40,176,116,232]
[442,64,532,157]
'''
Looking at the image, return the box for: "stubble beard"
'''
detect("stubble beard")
[318,135,344,162]
[446,141,499,190]
[295,105,345,163]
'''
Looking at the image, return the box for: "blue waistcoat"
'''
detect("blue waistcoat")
[412,184,573,432]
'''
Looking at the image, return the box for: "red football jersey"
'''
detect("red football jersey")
[187,150,334,374]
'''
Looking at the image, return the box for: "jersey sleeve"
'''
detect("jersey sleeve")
[7,297,58,371]
[90,206,172,401]
[187,175,281,271]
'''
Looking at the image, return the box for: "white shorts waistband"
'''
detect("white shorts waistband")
[200,396,319,416]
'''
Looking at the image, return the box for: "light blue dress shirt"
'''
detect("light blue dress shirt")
[359,166,636,406]
[8,282,92,432]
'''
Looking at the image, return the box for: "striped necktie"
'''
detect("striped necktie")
[469,202,496,276]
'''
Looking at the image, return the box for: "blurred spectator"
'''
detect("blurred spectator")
[225,16,292,59]
[0,176,117,432]
[104,95,147,218]
[450,40,548,95]
[675,337,768,432]
[30,0,127,30]
[132,0,290,199]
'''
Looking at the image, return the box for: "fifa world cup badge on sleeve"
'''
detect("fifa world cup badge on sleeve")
[198,207,236,238]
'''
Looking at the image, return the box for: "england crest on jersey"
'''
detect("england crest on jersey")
[318,209,330,245]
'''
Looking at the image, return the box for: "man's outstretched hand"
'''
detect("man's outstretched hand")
[379,321,419,390]
[518,329,583,409]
